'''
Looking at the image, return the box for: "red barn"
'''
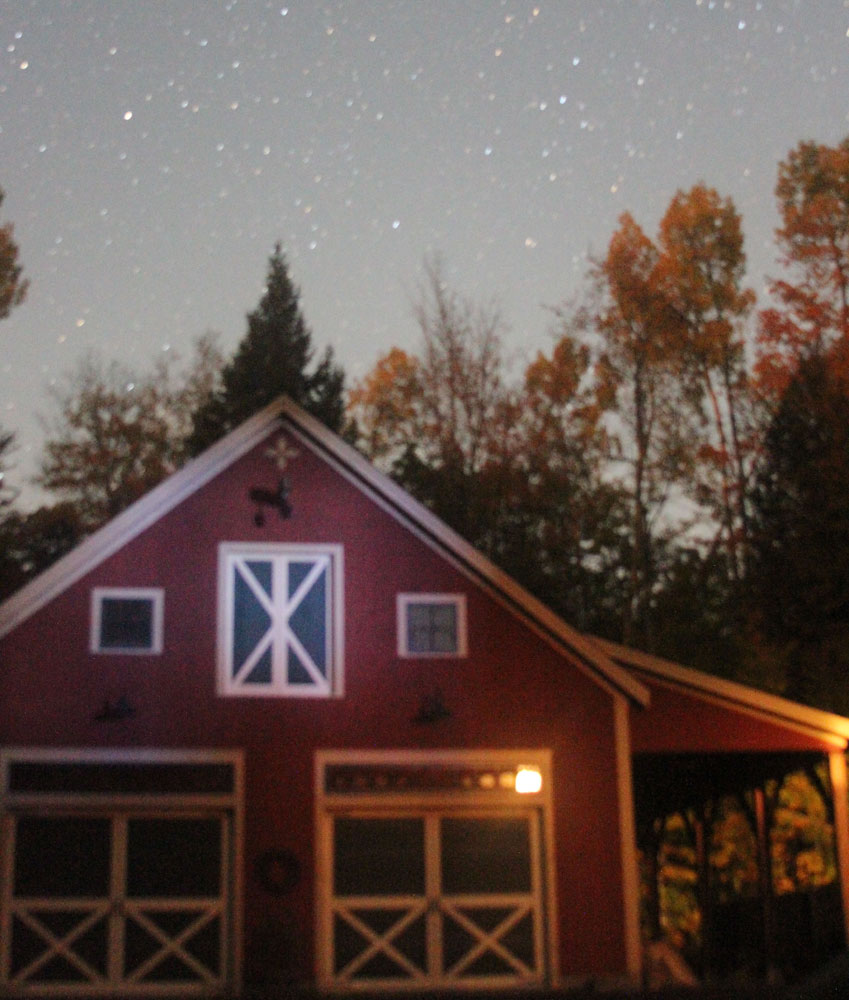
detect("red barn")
[1,397,848,995]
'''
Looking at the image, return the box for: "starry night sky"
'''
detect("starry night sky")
[1,0,848,504]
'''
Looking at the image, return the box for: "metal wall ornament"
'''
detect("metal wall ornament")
[249,436,300,526]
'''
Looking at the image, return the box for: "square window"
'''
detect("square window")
[91,588,163,654]
[397,594,467,658]
[218,543,344,698]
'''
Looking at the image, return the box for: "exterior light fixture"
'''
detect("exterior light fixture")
[515,766,543,794]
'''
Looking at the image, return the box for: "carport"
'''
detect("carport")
[596,639,849,982]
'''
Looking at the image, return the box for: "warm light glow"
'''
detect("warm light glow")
[515,766,542,794]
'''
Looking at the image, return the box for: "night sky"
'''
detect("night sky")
[1,1,848,504]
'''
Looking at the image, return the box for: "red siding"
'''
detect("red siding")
[0,433,628,985]
[632,678,840,754]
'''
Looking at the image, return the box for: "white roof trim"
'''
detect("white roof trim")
[278,401,648,705]
[593,636,849,745]
[0,404,284,638]
[0,397,649,706]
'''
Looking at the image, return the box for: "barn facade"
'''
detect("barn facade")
[0,398,847,995]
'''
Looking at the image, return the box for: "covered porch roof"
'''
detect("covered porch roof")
[593,638,849,755]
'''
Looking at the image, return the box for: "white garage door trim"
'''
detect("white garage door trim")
[0,748,244,997]
[315,748,557,992]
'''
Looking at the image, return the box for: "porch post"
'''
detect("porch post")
[615,696,642,983]
[753,785,778,979]
[828,751,849,948]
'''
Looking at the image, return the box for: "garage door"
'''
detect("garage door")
[318,749,554,992]
[332,810,544,988]
[0,750,241,996]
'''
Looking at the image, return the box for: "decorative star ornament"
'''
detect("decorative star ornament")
[266,436,299,471]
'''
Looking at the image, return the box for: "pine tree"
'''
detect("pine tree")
[188,244,344,454]
[748,352,849,710]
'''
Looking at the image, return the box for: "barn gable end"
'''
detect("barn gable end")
[0,398,646,995]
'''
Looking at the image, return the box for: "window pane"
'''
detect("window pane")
[244,646,272,684]
[441,817,532,894]
[126,818,222,897]
[334,817,425,896]
[14,817,112,897]
[100,598,153,649]
[246,560,272,595]
[233,565,271,675]
[288,561,327,679]
[407,602,457,654]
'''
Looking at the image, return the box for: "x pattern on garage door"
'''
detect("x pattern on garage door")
[0,750,241,996]
[318,750,554,992]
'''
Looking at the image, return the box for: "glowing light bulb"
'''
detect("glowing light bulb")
[515,766,542,794]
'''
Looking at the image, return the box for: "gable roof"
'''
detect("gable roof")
[594,636,849,749]
[0,397,649,706]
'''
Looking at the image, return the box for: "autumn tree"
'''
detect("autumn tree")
[757,137,849,400]
[350,260,625,631]
[0,502,84,600]
[188,244,344,454]
[0,429,17,514]
[0,186,28,510]
[513,326,629,632]
[348,347,423,468]
[0,187,27,322]
[38,335,223,531]
[657,185,757,581]
[349,257,517,544]
[584,212,697,647]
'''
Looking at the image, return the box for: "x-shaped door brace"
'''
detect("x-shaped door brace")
[334,902,428,982]
[123,901,223,984]
[10,902,110,984]
[440,900,535,978]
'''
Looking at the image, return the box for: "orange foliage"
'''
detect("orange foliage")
[756,138,849,403]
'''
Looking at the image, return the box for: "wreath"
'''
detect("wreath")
[253,848,301,895]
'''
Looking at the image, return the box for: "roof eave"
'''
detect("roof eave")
[594,636,849,746]
[0,400,289,639]
[279,401,651,707]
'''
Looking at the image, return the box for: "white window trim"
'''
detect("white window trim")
[397,592,467,658]
[217,542,344,698]
[90,587,164,655]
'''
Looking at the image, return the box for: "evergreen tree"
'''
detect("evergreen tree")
[747,352,849,711]
[188,244,344,454]
[0,502,84,600]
